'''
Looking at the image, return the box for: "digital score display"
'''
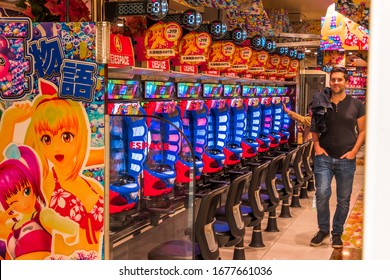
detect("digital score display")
[256,86,269,96]
[231,27,247,44]
[144,81,175,99]
[242,85,257,97]
[106,0,168,23]
[210,20,227,40]
[265,40,276,53]
[146,0,168,20]
[255,86,266,96]
[177,82,202,98]
[266,86,276,96]
[277,47,289,55]
[289,49,297,59]
[107,80,139,100]
[223,84,241,97]
[202,83,223,98]
[251,35,266,50]
[181,9,202,31]
[276,87,288,95]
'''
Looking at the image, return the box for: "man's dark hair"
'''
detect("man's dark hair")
[330,67,349,81]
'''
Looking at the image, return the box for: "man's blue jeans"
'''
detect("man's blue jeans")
[314,154,356,236]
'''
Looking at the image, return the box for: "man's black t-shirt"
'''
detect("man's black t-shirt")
[320,95,365,159]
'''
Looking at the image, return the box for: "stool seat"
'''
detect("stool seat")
[147,185,227,260]
[213,220,230,233]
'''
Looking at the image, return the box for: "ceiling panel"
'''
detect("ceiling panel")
[262,0,334,21]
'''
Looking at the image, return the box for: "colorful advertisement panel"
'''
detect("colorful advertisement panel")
[336,0,370,30]
[320,4,369,50]
[323,50,346,67]
[0,18,104,260]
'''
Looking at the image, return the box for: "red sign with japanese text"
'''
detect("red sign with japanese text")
[172,32,211,66]
[286,59,300,78]
[134,22,182,71]
[248,50,269,75]
[229,46,252,73]
[109,34,135,67]
[265,54,281,78]
[277,56,291,80]
[203,41,235,71]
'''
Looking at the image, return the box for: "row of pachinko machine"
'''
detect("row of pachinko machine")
[107,76,296,258]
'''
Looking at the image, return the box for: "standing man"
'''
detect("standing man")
[310,67,366,248]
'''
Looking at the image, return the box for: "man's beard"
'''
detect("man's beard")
[331,87,344,95]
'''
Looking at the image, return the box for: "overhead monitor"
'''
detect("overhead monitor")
[107,80,139,100]
[242,85,257,97]
[177,82,202,98]
[144,81,175,99]
[202,83,223,98]
[223,84,241,97]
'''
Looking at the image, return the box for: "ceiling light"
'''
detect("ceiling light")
[305,49,311,53]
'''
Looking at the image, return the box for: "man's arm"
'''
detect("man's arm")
[288,110,310,125]
[283,104,310,125]
[302,125,311,142]
[340,115,366,159]
[312,131,328,156]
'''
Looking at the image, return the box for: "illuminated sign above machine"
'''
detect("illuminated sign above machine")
[181,9,202,31]
[251,35,266,50]
[107,80,139,100]
[162,9,203,31]
[231,27,247,44]
[177,82,202,98]
[267,86,276,96]
[209,20,228,40]
[277,47,289,56]
[223,84,241,97]
[105,0,168,21]
[265,39,276,53]
[242,85,257,97]
[144,81,175,99]
[202,83,223,98]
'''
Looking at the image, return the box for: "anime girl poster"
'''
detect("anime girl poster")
[323,50,346,67]
[0,18,105,260]
[335,0,370,30]
[320,3,369,51]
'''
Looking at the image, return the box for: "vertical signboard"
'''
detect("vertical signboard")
[321,4,369,51]
[0,18,104,260]
[336,0,370,30]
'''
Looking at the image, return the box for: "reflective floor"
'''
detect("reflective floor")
[220,150,365,261]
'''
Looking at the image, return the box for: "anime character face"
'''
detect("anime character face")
[0,36,15,82]
[149,25,166,49]
[0,53,11,81]
[5,184,36,215]
[150,25,163,41]
[38,127,78,169]
[182,34,195,49]
[210,43,221,55]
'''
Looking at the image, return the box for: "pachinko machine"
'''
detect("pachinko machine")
[107,80,147,230]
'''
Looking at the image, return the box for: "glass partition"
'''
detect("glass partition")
[106,109,196,260]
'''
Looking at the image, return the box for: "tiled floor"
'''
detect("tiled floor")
[330,188,364,260]
[220,152,365,260]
